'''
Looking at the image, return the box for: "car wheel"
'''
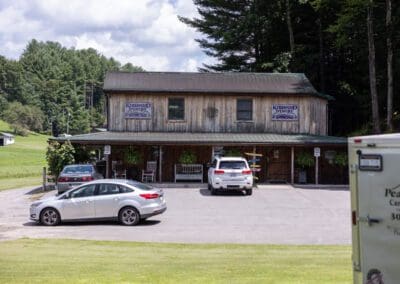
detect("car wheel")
[119,207,140,226]
[40,208,60,226]
[211,186,218,195]
[207,183,212,191]
[246,188,253,196]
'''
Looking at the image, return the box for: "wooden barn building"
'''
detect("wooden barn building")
[56,72,347,184]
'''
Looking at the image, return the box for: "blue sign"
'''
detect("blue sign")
[272,104,299,121]
[125,102,152,119]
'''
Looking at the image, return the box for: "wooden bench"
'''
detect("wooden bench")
[174,164,203,183]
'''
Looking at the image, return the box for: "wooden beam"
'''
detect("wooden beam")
[291,147,294,184]
[159,145,163,182]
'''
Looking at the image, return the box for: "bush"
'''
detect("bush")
[124,146,142,165]
[179,150,197,164]
[46,141,75,177]
[295,151,315,169]
[333,152,348,167]
[3,102,45,133]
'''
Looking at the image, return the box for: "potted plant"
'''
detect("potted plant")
[333,152,348,184]
[295,151,315,183]
[123,147,143,180]
[179,150,197,164]
[124,146,142,165]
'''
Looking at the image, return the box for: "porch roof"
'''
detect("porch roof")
[52,131,347,146]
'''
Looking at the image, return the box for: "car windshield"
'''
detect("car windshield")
[126,180,154,191]
[219,161,247,169]
[62,165,93,174]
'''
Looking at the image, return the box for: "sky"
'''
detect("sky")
[0,0,214,71]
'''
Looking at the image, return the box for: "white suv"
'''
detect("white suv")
[207,157,253,195]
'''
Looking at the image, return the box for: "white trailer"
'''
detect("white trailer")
[349,134,400,284]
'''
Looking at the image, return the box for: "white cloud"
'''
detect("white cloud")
[0,0,212,71]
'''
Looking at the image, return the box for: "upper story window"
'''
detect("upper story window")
[237,98,253,121]
[168,98,185,120]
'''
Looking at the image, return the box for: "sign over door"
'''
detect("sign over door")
[125,102,152,119]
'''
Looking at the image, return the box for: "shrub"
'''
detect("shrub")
[295,151,315,169]
[179,150,197,164]
[333,152,348,167]
[124,146,142,165]
[46,141,75,177]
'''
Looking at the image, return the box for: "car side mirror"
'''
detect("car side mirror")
[60,193,70,199]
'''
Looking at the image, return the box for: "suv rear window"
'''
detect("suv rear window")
[219,161,247,169]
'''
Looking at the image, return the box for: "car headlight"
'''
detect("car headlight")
[31,202,42,208]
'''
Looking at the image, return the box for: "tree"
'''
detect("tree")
[180,0,290,72]
[2,101,45,134]
[286,0,295,53]
[15,40,143,135]
[367,0,381,133]
[46,141,75,177]
[386,0,393,131]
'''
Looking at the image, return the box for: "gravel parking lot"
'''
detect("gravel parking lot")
[0,185,350,244]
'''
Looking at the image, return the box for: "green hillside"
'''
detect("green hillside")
[0,120,49,190]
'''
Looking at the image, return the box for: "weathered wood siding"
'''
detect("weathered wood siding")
[108,93,328,135]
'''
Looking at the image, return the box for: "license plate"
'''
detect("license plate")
[230,173,237,177]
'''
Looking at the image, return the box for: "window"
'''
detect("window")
[126,180,154,191]
[98,184,120,195]
[69,185,96,198]
[237,99,253,121]
[168,98,184,120]
[119,185,133,193]
[219,161,247,169]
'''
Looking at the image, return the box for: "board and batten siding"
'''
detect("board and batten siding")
[108,93,328,135]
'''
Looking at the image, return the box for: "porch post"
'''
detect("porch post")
[159,145,163,182]
[291,146,294,184]
[105,154,110,178]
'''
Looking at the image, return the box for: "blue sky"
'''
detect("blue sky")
[0,0,215,71]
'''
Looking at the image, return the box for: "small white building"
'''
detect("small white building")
[0,132,15,146]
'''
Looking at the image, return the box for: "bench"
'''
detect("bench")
[174,164,203,183]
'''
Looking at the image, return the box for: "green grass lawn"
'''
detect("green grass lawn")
[0,239,352,283]
[0,120,49,191]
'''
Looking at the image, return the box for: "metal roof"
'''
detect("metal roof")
[52,131,347,146]
[103,72,320,96]
[0,132,14,138]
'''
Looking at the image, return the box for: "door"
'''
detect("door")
[94,183,122,218]
[60,184,96,220]
[357,148,400,284]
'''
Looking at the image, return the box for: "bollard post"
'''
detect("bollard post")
[42,167,46,192]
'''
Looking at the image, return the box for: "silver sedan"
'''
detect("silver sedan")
[30,179,167,226]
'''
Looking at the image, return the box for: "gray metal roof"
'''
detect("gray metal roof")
[53,131,347,145]
[103,72,319,96]
[0,132,14,137]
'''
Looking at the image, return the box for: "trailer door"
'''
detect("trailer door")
[357,147,400,284]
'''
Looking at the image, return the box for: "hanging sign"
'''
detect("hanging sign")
[272,104,299,121]
[104,145,111,155]
[314,147,321,157]
[125,102,152,119]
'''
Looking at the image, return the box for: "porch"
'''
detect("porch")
[53,131,348,185]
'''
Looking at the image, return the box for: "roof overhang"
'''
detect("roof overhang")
[51,131,347,146]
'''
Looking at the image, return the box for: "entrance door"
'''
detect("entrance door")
[357,148,400,284]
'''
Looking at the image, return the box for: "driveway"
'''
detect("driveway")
[0,185,351,244]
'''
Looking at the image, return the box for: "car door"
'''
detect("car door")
[94,183,122,218]
[357,148,400,283]
[60,184,96,220]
